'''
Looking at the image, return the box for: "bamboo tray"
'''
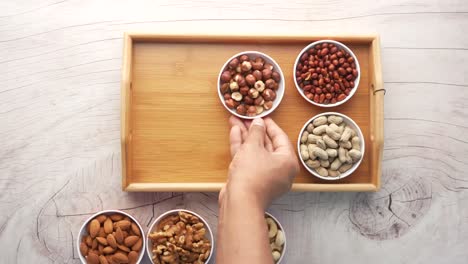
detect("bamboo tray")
[121,33,383,192]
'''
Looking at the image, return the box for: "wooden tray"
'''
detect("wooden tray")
[121,33,383,192]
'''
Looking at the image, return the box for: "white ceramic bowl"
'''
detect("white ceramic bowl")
[293,40,361,107]
[218,51,285,119]
[146,209,214,264]
[265,212,287,264]
[77,210,145,264]
[297,112,365,180]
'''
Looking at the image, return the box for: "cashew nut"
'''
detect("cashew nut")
[320,159,330,168]
[272,251,281,262]
[266,217,278,238]
[300,149,310,160]
[275,230,285,246]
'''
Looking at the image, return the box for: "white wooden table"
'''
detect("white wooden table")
[1,0,467,263]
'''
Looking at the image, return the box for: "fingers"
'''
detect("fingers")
[229,125,242,158]
[245,118,266,146]
[264,133,274,152]
[264,117,293,153]
[229,116,248,143]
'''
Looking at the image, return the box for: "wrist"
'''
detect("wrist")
[223,181,268,211]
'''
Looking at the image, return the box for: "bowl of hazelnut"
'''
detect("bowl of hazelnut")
[293,40,360,107]
[147,209,214,264]
[218,51,285,119]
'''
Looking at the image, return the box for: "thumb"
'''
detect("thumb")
[246,118,265,146]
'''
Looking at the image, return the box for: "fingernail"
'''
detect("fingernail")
[252,118,265,127]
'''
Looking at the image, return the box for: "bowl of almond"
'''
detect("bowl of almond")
[147,209,214,264]
[77,210,145,264]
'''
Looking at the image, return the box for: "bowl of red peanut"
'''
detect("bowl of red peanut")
[218,51,285,119]
[293,40,360,107]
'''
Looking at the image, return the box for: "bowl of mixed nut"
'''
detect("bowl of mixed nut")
[265,212,286,263]
[218,51,285,119]
[297,112,365,180]
[294,40,360,107]
[147,209,214,264]
[77,210,145,264]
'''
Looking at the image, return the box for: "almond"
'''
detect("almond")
[128,251,138,264]
[99,255,109,264]
[117,244,131,252]
[122,231,128,238]
[130,223,141,236]
[79,242,88,256]
[107,234,117,249]
[85,236,93,247]
[98,227,106,238]
[112,252,129,264]
[96,214,107,224]
[124,236,139,247]
[89,219,100,238]
[103,246,116,254]
[92,239,98,250]
[98,244,104,254]
[109,214,124,221]
[131,238,142,251]
[114,220,131,231]
[115,228,124,244]
[96,237,108,246]
[87,252,99,264]
[104,218,113,234]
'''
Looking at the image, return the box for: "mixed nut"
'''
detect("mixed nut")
[149,211,211,264]
[80,213,143,264]
[220,54,281,117]
[299,115,363,177]
[266,215,285,263]
[296,42,359,104]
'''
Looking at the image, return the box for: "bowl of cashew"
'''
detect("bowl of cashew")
[265,212,286,263]
[146,209,214,264]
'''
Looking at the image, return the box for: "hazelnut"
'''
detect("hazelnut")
[240,86,249,96]
[221,71,231,82]
[263,89,276,101]
[252,62,263,71]
[229,81,239,92]
[240,55,249,62]
[236,104,247,115]
[231,92,243,102]
[254,96,265,106]
[247,105,257,117]
[254,80,265,92]
[253,70,262,81]
[249,88,259,99]
[264,101,273,110]
[236,65,241,73]
[220,83,230,93]
[271,71,281,82]
[223,93,231,100]
[255,57,265,64]
[255,105,264,114]
[225,99,236,108]
[264,63,274,71]
[234,74,246,86]
[265,79,276,89]
[229,58,239,69]
[262,68,272,81]
[241,61,252,72]
[244,95,254,105]
[245,74,256,86]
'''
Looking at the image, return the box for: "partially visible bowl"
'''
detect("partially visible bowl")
[218,51,285,119]
[293,40,360,107]
[297,112,365,180]
[265,212,287,263]
[77,210,145,264]
[147,209,214,264]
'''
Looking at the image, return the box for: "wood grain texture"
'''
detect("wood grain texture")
[1,0,468,263]
[123,34,381,191]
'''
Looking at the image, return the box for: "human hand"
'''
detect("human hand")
[221,116,299,210]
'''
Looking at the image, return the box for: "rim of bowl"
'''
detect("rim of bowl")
[217,51,285,119]
[146,209,215,264]
[77,209,146,264]
[265,212,287,264]
[293,40,361,108]
[296,112,366,180]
